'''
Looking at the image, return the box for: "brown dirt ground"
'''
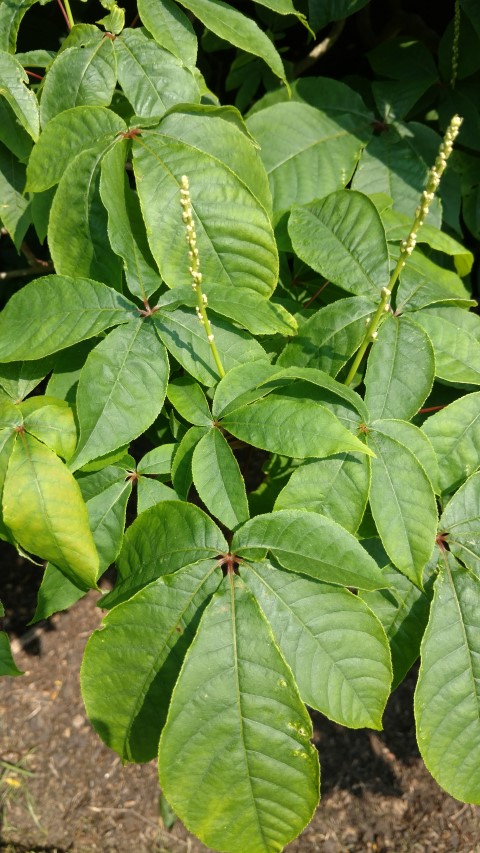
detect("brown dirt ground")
[1,545,480,853]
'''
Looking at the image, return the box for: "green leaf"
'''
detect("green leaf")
[69,320,169,472]
[30,562,87,624]
[0,142,31,248]
[0,632,23,676]
[396,250,475,312]
[232,509,385,590]
[132,117,278,298]
[0,50,39,140]
[278,296,376,377]
[0,356,54,402]
[308,0,370,30]
[207,286,297,336]
[367,423,437,586]
[137,0,198,66]
[82,560,222,761]
[0,98,32,160]
[31,187,55,244]
[383,208,473,276]
[368,418,440,495]
[100,142,163,302]
[245,561,391,728]
[3,433,99,589]
[26,105,126,192]
[412,306,480,386]
[192,428,249,529]
[154,308,267,387]
[174,0,286,82]
[364,314,435,421]
[415,557,480,803]
[48,142,123,287]
[352,124,441,227]
[167,376,212,426]
[101,500,227,608]
[137,477,178,514]
[0,0,40,53]
[212,360,280,419]
[247,103,365,217]
[0,276,135,362]
[0,425,16,543]
[422,392,480,494]
[115,28,199,117]
[440,472,480,576]
[259,366,369,421]
[275,454,370,534]
[46,340,98,404]
[221,393,372,460]
[159,576,319,853]
[77,465,132,573]
[137,443,175,475]
[289,191,389,297]
[39,39,117,127]
[360,549,433,689]
[171,426,208,500]
[19,396,77,461]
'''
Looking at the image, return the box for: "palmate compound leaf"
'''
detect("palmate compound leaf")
[439,471,480,576]
[101,500,228,609]
[244,561,391,729]
[3,433,99,589]
[232,510,385,590]
[367,422,438,587]
[415,554,480,803]
[159,575,320,853]
[69,319,169,472]
[0,276,136,363]
[131,108,277,295]
[81,560,223,762]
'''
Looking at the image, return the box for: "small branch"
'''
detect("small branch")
[0,263,53,281]
[56,0,72,29]
[20,240,51,269]
[294,20,345,77]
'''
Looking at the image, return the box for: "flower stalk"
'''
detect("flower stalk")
[180,176,226,379]
[344,114,463,387]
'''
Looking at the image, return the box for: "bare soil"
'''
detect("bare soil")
[1,545,479,853]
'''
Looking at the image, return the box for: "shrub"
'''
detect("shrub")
[0,1,479,850]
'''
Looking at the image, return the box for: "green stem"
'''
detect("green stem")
[61,0,74,29]
[195,287,226,379]
[180,175,226,380]
[344,286,391,386]
[344,114,463,387]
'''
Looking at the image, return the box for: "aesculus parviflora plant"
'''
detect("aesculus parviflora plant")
[0,0,480,850]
